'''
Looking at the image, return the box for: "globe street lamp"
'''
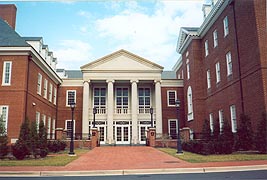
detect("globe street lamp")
[150,107,153,128]
[175,99,183,154]
[69,102,76,155]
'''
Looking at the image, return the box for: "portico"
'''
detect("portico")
[81,50,164,145]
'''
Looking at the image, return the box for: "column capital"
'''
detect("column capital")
[83,80,90,84]
[130,79,139,84]
[154,80,162,84]
[106,79,115,83]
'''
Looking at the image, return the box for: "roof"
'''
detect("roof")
[0,18,29,47]
[22,37,43,41]
[65,70,83,79]
[161,71,177,79]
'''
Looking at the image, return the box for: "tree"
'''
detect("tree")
[38,120,48,158]
[0,115,8,158]
[30,121,39,158]
[201,119,212,141]
[255,113,267,153]
[235,114,254,151]
[219,120,234,154]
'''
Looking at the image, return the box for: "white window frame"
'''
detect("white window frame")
[65,120,76,138]
[168,119,178,139]
[209,113,214,133]
[93,87,106,112]
[53,87,57,105]
[230,105,237,133]
[186,59,190,80]
[207,69,211,89]
[49,83,53,102]
[115,87,129,113]
[0,106,9,133]
[42,114,46,126]
[187,86,193,121]
[66,90,76,106]
[43,79,48,99]
[213,29,218,47]
[216,62,221,83]
[36,111,40,132]
[226,52,233,76]
[219,109,224,133]
[47,117,51,139]
[2,61,12,86]
[223,16,229,36]
[52,119,56,139]
[138,87,151,114]
[205,40,209,56]
[37,73,42,95]
[167,90,177,107]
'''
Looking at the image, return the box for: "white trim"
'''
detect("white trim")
[36,111,40,132]
[205,40,209,57]
[0,106,9,133]
[161,80,183,87]
[219,109,224,132]
[43,79,48,99]
[52,119,56,139]
[230,105,237,133]
[47,117,51,139]
[213,29,218,48]
[37,73,42,95]
[207,69,211,89]
[226,51,232,76]
[2,61,12,86]
[223,16,229,37]
[167,90,177,107]
[65,120,76,134]
[115,87,129,113]
[216,62,221,83]
[53,87,57,105]
[168,119,178,138]
[186,59,190,80]
[209,113,214,132]
[66,90,77,106]
[187,86,194,121]
[48,83,53,102]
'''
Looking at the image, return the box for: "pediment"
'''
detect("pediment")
[81,49,163,72]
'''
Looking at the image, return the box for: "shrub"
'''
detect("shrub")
[201,119,212,141]
[12,141,28,160]
[0,115,8,158]
[255,113,267,153]
[48,140,67,153]
[38,120,48,158]
[30,121,39,159]
[219,120,234,154]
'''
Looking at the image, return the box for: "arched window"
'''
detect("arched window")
[187,86,194,121]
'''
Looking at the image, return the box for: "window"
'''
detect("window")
[181,70,184,79]
[226,52,233,76]
[209,113,214,133]
[207,69,211,89]
[116,88,128,114]
[223,16,229,36]
[36,112,40,132]
[47,117,51,139]
[52,119,56,139]
[2,61,12,85]
[49,83,53,102]
[43,79,48,99]
[186,59,190,80]
[187,86,193,121]
[53,87,57,105]
[213,29,218,47]
[0,106,8,134]
[216,62,221,83]
[66,90,76,106]
[167,91,176,106]
[65,120,75,138]
[219,110,224,133]
[37,73,42,95]
[230,105,237,133]
[168,119,178,139]
[205,40,209,56]
[42,114,46,126]
[138,88,151,113]
[93,88,106,113]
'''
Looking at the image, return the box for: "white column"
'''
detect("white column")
[155,80,162,137]
[107,79,114,144]
[131,80,138,144]
[82,80,90,138]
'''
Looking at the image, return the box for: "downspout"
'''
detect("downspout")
[231,0,245,114]
[24,54,32,120]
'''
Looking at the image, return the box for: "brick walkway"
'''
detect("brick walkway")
[0,146,267,172]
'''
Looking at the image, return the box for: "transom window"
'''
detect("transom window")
[94,88,106,113]
[167,91,176,106]
[66,90,76,106]
[2,61,12,86]
[116,88,128,114]
[138,88,150,113]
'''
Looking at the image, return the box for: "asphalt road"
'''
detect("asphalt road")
[1,170,267,180]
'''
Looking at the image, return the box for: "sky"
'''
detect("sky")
[2,0,210,70]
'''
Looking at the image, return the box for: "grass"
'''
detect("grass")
[0,149,89,166]
[158,148,267,163]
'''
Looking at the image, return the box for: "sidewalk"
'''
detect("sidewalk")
[0,146,267,176]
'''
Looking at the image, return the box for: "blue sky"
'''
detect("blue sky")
[2,1,209,70]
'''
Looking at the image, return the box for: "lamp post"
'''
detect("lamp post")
[93,107,97,128]
[69,102,76,155]
[175,99,183,154]
[150,107,153,128]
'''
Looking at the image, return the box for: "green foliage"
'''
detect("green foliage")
[0,115,8,158]
[201,119,212,141]
[38,120,48,158]
[235,114,254,151]
[30,121,39,159]
[255,113,267,153]
[48,140,67,153]
[218,120,234,154]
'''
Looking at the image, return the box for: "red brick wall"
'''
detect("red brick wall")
[161,87,184,135]
[0,4,17,29]
[57,86,83,134]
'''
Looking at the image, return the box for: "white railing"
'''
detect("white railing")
[138,107,151,114]
[115,108,129,114]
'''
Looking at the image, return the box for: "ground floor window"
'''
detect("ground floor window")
[0,106,8,134]
[65,120,75,138]
[168,119,178,139]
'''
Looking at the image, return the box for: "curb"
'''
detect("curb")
[0,165,267,177]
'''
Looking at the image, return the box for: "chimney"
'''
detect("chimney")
[202,4,212,19]
[0,4,17,29]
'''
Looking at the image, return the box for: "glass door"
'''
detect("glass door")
[115,125,130,144]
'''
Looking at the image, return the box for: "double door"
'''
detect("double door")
[115,125,130,144]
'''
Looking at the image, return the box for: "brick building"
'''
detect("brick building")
[0,0,266,145]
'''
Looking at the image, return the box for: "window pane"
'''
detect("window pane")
[145,97,150,105]
[117,88,122,96]
[138,88,144,96]
[94,88,99,96]
[139,97,144,105]
[101,88,106,96]
[145,88,150,96]
[123,88,128,96]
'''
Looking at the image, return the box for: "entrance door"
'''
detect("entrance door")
[139,125,150,144]
[115,125,130,144]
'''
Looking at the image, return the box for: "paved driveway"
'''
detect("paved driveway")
[65,146,190,170]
